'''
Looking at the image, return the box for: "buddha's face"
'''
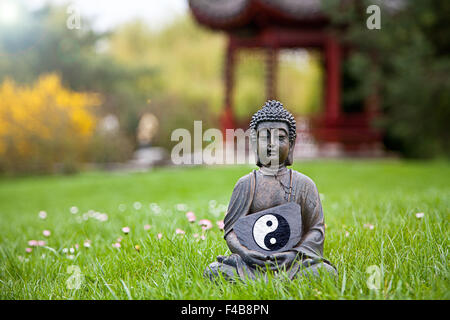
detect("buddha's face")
[256,121,290,168]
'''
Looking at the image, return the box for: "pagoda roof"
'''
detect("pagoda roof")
[188,0,329,31]
[188,0,407,32]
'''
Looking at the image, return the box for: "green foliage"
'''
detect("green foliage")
[107,18,225,149]
[108,17,325,147]
[278,50,324,115]
[0,161,448,299]
[323,0,450,158]
[233,49,324,120]
[0,4,328,158]
[0,5,137,166]
[2,1,447,162]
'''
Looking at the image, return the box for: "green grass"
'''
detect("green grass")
[0,160,448,299]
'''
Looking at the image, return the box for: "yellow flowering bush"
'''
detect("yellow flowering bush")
[0,74,101,173]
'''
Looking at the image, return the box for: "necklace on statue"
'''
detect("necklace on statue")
[273,172,292,202]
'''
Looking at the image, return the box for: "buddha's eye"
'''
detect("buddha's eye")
[277,130,287,141]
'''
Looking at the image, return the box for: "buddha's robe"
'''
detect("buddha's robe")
[204,167,337,281]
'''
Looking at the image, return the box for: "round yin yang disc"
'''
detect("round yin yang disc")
[252,214,290,251]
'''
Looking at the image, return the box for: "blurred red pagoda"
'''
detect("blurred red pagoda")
[188,0,382,152]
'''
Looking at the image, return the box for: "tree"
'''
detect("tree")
[324,0,450,158]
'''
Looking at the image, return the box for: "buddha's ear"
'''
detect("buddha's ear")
[255,151,262,167]
[250,129,262,167]
[285,141,295,166]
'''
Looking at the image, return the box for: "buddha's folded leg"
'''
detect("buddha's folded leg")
[204,254,259,282]
[203,261,239,282]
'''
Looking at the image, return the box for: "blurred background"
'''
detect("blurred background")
[0,0,449,175]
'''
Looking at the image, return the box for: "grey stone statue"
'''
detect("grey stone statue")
[204,100,337,282]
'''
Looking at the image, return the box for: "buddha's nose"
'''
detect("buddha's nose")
[268,143,278,154]
[270,129,281,145]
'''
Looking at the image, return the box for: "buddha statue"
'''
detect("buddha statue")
[204,100,336,282]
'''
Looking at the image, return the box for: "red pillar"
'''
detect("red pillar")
[325,36,341,121]
[221,38,236,133]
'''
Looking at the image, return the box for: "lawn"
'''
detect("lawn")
[0,160,448,299]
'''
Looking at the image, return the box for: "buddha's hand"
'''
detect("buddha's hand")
[268,251,299,268]
[241,249,271,268]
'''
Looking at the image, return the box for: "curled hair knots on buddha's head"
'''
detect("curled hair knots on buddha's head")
[249,100,297,143]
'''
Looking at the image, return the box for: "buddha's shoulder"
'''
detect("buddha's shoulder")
[290,169,318,189]
[233,171,255,188]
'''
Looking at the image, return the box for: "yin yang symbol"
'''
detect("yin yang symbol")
[252,214,290,251]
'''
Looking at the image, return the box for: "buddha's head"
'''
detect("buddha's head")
[250,100,296,168]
